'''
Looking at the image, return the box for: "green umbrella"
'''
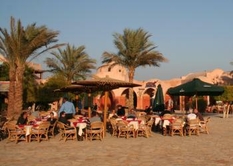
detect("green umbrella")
[152,84,165,112]
[167,78,224,96]
[167,78,224,108]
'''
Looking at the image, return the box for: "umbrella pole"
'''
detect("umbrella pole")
[103,91,108,137]
[195,97,198,109]
[88,107,91,118]
[88,93,91,118]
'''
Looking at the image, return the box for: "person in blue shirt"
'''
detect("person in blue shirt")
[59,97,75,119]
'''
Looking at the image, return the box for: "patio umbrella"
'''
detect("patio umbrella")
[72,75,141,136]
[54,85,98,93]
[152,84,165,112]
[167,78,224,108]
[54,85,100,118]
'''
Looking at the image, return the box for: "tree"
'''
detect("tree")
[45,44,96,84]
[36,74,68,110]
[102,28,167,109]
[0,62,9,81]
[23,66,38,108]
[215,86,233,102]
[0,16,63,117]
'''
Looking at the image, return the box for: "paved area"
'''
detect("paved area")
[0,113,233,166]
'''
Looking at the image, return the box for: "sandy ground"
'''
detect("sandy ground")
[0,112,233,166]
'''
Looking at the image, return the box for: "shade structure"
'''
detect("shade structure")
[54,85,98,93]
[54,85,100,118]
[68,76,141,136]
[152,84,165,112]
[167,78,224,108]
[72,76,141,90]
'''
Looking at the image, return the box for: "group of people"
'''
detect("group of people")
[186,108,204,121]
[16,96,102,134]
[16,110,58,126]
[58,97,102,127]
[107,105,139,120]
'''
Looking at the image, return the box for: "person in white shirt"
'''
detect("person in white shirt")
[187,110,197,120]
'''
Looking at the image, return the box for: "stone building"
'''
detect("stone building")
[93,63,232,112]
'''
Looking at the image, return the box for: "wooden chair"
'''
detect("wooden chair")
[57,121,77,142]
[146,119,154,137]
[6,123,26,144]
[136,119,154,138]
[117,120,128,138]
[136,124,149,138]
[170,118,184,137]
[185,118,200,136]
[85,121,104,141]
[117,120,136,139]
[162,114,174,136]
[127,124,136,138]
[0,118,8,140]
[109,118,118,137]
[30,122,50,142]
[48,120,58,138]
[199,117,210,134]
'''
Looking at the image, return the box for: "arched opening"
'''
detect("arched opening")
[142,88,155,109]
[98,91,115,111]
[121,89,137,108]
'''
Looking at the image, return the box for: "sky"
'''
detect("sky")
[1,0,233,81]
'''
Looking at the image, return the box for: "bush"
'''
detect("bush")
[194,97,207,113]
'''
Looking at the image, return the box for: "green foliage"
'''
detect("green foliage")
[37,74,68,103]
[0,16,63,115]
[185,96,207,113]
[23,66,37,105]
[102,28,167,109]
[214,86,233,101]
[196,97,207,113]
[0,63,9,81]
[45,44,96,84]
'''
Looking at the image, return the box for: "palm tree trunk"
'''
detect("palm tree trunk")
[128,69,135,110]
[7,68,16,117]
[14,65,24,115]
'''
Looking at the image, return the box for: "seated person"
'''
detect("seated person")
[187,109,197,120]
[16,111,28,125]
[49,108,58,119]
[88,111,101,124]
[31,110,40,118]
[127,108,136,118]
[81,107,89,117]
[58,111,70,126]
[193,108,204,121]
[108,109,118,120]
[47,112,57,125]
[117,105,125,117]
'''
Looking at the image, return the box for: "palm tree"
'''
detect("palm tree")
[0,17,63,117]
[102,28,167,109]
[45,44,96,84]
